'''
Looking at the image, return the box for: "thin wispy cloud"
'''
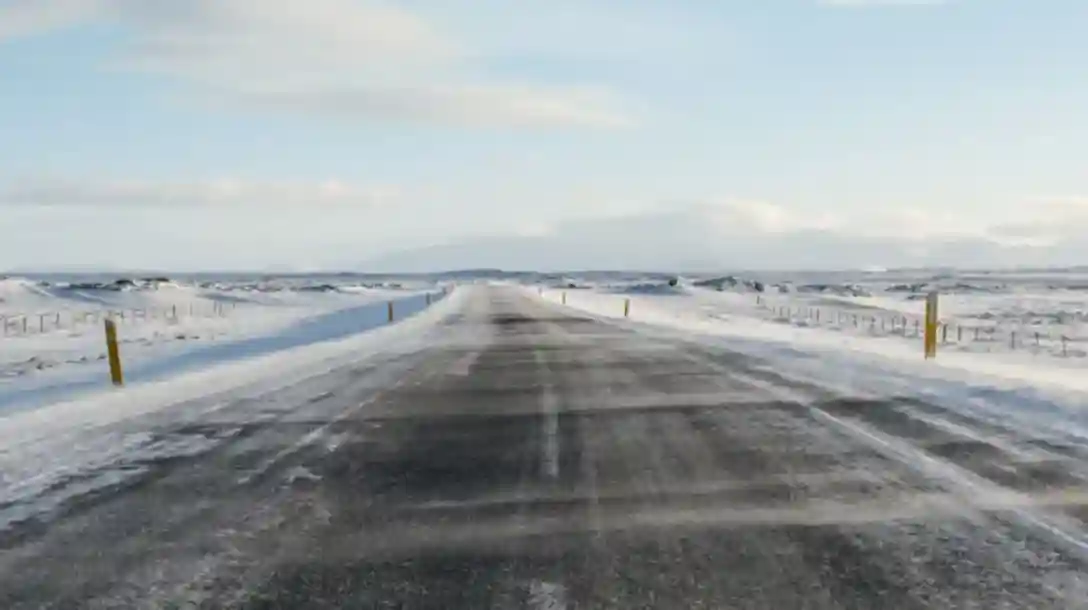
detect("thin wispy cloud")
[0,178,401,207]
[0,0,633,129]
[0,0,102,39]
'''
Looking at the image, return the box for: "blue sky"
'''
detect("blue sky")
[1,0,1085,271]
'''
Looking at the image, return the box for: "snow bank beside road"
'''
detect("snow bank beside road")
[0,287,462,531]
[1,289,449,415]
[537,286,1088,397]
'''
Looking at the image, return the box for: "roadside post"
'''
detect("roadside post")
[104,318,124,386]
[924,292,939,359]
[388,301,395,323]
[624,298,631,318]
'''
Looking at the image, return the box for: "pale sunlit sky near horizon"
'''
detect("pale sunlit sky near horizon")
[1,0,1085,271]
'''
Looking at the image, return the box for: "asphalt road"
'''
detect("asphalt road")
[3,286,1088,608]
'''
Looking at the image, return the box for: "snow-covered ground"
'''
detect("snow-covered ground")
[541,270,1088,360]
[0,286,466,532]
[0,275,447,414]
[535,275,1088,408]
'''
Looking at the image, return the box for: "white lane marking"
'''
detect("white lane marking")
[533,343,565,480]
[446,350,479,377]
[533,349,560,480]
[528,580,568,610]
[542,388,560,480]
[236,389,390,485]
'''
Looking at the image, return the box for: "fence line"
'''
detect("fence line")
[756,297,1082,357]
[1,302,236,339]
[547,289,1084,358]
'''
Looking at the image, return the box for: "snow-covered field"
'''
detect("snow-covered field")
[0,274,445,413]
[534,269,1088,413]
[542,285,1088,385]
[541,269,1088,361]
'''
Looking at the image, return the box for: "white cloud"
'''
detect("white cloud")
[549,196,1088,249]
[227,84,631,129]
[0,0,632,129]
[0,178,399,207]
[112,0,458,84]
[0,0,104,39]
[701,199,840,234]
[364,196,1088,272]
[704,196,1088,254]
[986,196,1088,246]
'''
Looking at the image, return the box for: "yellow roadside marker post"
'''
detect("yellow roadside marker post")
[104,318,124,386]
[924,292,939,359]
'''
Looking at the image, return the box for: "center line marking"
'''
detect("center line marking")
[534,349,560,480]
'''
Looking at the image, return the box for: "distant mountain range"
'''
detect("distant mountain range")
[361,225,1086,275]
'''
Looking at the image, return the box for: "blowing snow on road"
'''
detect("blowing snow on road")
[3,285,1088,608]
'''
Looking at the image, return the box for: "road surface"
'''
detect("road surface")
[3,286,1088,608]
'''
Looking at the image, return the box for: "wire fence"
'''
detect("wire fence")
[0,302,236,339]
[755,296,1086,358]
